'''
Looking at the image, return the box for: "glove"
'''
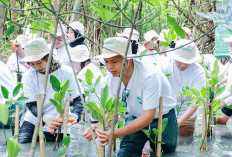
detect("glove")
[61,113,78,125]
[43,114,62,134]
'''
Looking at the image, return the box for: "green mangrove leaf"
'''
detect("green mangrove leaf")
[7,137,21,157]
[191,88,200,97]
[95,75,101,87]
[167,16,185,39]
[211,99,220,111]
[50,99,59,107]
[13,83,21,97]
[86,101,103,121]
[212,60,219,76]
[85,69,94,86]
[1,85,9,99]
[0,104,9,125]
[215,86,226,96]
[165,74,171,77]
[152,128,161,135]
[57,104,63,115]
[5,25,15,37]
[151,0,161,6]
[225,105,232,109]
[17,96,29,102]
[84,90,90,96]
[142,129,150,137]
[117,106,127,114]
[101,85,109,109]
[0,0,10,5]
[61,80,70,93]
[201,87,207,98]
[117,119,124,128]
[54,92,62,102]
[50,75,60,92]
[162,118,168,133]
[62,136,71,146]
[89,87,95,93]
[106,98,113,111]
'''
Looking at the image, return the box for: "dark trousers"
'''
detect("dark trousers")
[117,108,178,157]
[18,121,63,144]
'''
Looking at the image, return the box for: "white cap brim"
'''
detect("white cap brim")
[20,52,49,63]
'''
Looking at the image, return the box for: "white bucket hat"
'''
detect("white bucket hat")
[96,37,133,59]
[182,27,191,38]
[223,36,232,47]
[56,24,66,36]
[11,35,30,48]
[169,39,201,64]
[144,30,159,42]
[69,21,85,36]
[20,38,49,63]
[116,28,140,41]
[70,45,90,62]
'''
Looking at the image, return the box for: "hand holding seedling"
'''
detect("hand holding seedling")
[83,124,98,141]
[43,114,63,134]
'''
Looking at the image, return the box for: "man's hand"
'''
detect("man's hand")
[43,114,63,134]
[83,124,98,142]
[96,128,119,147]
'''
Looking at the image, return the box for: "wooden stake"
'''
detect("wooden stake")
[201,99,207,150]
[98,88,105,157]
[63,101,70,148]
[156,97,163,157]
[14,105,19,142]
[36,94,45,157]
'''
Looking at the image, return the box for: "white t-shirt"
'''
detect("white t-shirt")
[7,53,29,81]
[201,54,224,72]
[137,45,167,68]
[160,59,206,118]
[0,61,17,104]
[217,66,232,106]
[104,60,176,119]
[77,63,102,104]
[22,65,83,133]
[48,44,71,66]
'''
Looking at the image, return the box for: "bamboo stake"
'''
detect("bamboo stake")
[156,97,163,157]
[106,1,142,156]
[29,2,61,155]
[208,86,215,137]
[98,88,105,157]
[201,99,207,150]
[36,94,45,157]
[62,101,69,157]
[14,105,19,142]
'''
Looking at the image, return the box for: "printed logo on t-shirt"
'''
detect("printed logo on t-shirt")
[182,86,189,92]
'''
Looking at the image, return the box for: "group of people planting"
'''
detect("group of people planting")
[1,21,232,156]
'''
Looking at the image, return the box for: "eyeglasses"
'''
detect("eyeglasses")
[122,88,130,107]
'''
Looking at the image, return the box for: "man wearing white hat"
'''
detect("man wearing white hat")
[212,35,232,124]
[18,38,84,143]
[160,39,206,136]
[70,45,102,122]
[83,37,178,155]
[7,35,31,82]
[117,28,140,55]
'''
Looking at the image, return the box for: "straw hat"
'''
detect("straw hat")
[223,36,232,47]
[11,35,30,48]
[96,37,133,59]
[69,21,85,35]
[169,39,201,64]
[20,38,49,63]
[70,45,90,62]
[144,30,159,42]
[116,28,140,41]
